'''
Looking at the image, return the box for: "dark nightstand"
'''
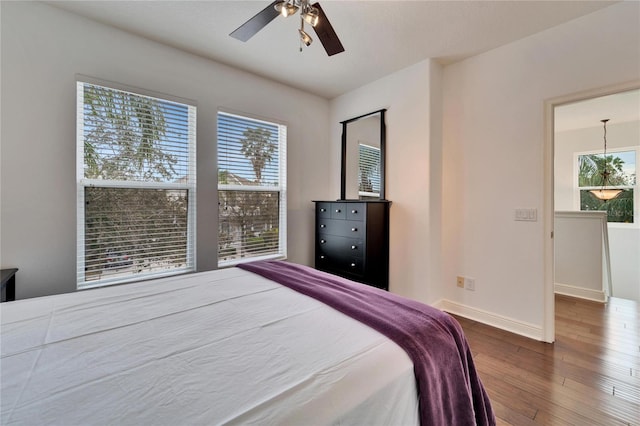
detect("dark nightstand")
[1,268,17,302]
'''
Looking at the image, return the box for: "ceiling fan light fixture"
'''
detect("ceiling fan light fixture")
[285,3,299,17]
[275,0,299,17]
[302,6,320,26]
[299,27,313,46]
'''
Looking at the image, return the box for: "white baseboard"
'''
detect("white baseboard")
[554,282,606,302]
[432,299,544,341]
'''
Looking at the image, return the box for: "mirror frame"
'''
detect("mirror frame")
[340,108,387,200]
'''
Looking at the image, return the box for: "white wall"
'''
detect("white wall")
[0,2,331,299]
[441,2,640,338]
[554,211,607,302]
[555,120,640,302]
[608,226,640,301]
[330,59,443,303]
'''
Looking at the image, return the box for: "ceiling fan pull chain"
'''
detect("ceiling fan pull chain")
[298,15,312,49]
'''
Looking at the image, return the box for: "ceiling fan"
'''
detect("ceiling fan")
[230,0,345,56]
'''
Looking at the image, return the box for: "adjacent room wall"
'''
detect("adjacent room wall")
[0,2,331,299]
[441,1,640,338]
[554,211,608,302]
[608,226,640,301]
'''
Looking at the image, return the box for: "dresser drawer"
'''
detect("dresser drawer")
[317,219,364,239]
[341,257,364,275]
[318,234,364,258]
[330,202,347,219]
[316,252,364,276]
[317,202,332,218]
[346,203,365,221]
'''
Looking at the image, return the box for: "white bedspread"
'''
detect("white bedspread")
[1,267,418,425]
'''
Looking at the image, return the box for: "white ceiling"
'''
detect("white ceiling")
[47,0,618,99]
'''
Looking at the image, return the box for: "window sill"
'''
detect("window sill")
[218,253,286,269]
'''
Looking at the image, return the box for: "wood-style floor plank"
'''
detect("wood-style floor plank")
[454,295,640,425]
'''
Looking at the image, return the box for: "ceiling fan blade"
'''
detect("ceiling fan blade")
[311,2,345,56]
[230,1,281,42]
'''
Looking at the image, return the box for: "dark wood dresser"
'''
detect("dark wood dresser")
[313,200,390,290]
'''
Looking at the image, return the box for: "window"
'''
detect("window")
[359,143,380,198]
[577,149,637,223]
[217,112,287,265]
[77,81,196,289]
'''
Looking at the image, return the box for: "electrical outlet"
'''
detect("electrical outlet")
[456,276,464,288]
[464,277,476,291]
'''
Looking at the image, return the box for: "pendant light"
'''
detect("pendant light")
[589,119,623,201]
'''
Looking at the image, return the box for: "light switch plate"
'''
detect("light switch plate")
[515,208,537,222]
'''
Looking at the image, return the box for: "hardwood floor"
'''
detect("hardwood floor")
[454,295,640,425]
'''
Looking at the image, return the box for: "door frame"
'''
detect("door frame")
[543,79,640,343]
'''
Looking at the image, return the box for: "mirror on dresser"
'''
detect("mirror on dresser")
[340,109,387,200]
[313,108,390,290]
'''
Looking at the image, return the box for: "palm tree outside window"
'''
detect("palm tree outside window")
[217,112,287,265]
[577,149,636,223]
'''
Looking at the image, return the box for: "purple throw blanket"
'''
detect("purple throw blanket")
[238,260,495,426]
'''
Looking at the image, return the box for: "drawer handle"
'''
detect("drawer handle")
[350,263,356,268]
[320,208,326,212]
[320,224,326,228]
[351,209,358,214]
[320,239,326,244]
[335,209,341,213]
[351,227,358,232]
[351,245,357,250]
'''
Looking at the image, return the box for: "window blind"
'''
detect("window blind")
[359,143,381,196]
[217,112,287,265]
[77,81,196,288]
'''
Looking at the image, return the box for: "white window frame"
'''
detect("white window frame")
[217,110,287,267]
[76,78,197,289]
[574,146,638,227]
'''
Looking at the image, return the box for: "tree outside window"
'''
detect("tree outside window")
[578,150,636,223]
[217,112,286,265]
[77,81,196,288]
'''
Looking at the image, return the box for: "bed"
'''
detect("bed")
[1,260,494,425]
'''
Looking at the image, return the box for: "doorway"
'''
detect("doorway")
[545,82,640,341]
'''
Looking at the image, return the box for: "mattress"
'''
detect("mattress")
[1,267,419,425]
